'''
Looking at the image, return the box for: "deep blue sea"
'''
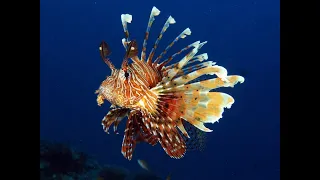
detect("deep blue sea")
[40,0,279,179]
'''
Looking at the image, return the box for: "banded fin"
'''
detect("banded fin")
[176,118,190,138]
[121,110,141,160]
[163,53,208,72]
[157,41,201,70]
[121,14,132,50]
[153,28,192,65]
[151,48,244,132]
[152,75,243,132]
[154,90,234,132]
[154,65,230,92]
[141,6,161,61]
[159,75,245,93]
[147,115,186,159]
[174,61,216,79]
[102,108,129,134]
[158,126,186,159]
[162,41,208,82]
[144,95,189,158]
[182,92,235,129]
[136,117,158,146]
[136,131,158,146]
[188,53,209,65]
[147,15,176,65]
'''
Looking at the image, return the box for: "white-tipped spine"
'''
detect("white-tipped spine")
[121,14,132,23]
[238,76,245,83]
[183,28,191,35]
[194,53,208,62]
[190,41,200,48]
[152,6,161,16]
[206,61,215,66]
[121,38,126,48]
[198,41,208,49]
[212,65,229,82]
[181,28,191,38]
[202,53,208,60]
[168,16,176,24]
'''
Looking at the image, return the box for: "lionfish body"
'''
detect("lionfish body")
[96,6,245,160]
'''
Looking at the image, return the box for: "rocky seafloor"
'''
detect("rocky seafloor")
[40,140,163,180]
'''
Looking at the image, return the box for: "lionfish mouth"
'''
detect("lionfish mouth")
[96,6,245,160]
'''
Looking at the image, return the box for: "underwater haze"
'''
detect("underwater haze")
[40,0,279,179]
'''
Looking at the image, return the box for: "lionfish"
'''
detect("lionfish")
[95,6,245,160]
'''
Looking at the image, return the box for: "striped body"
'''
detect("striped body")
[97,57,161,108]
[95,6,245,160]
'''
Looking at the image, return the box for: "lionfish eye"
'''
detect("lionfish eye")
[124,71,130,78]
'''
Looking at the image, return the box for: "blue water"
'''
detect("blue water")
[40,0,279,179]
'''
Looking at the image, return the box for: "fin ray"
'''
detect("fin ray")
[141,6,161,61]
[153,28,192,65]
[102,108,129,134]
[158,75,245,93]
[147,16,176,64]
[121,14,133,50]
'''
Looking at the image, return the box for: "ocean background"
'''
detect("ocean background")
[40,0,280,179]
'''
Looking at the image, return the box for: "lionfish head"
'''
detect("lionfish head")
[95,40,141,107]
